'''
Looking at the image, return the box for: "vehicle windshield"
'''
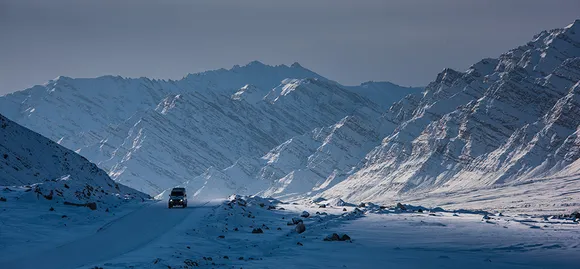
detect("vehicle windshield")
[170,191,184,197]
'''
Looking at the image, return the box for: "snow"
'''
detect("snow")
[3,195,576,269]
[0,21,578,269]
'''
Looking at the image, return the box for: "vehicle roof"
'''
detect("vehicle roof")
[171,187,186,191]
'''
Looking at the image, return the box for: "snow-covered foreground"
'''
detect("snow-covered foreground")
[0,196,218,269]
[4,195,574,269]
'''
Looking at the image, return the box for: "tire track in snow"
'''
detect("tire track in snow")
[0,201,213,269]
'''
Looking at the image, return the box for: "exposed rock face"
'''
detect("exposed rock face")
[322,20,580,203]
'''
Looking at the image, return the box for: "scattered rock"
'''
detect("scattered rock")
[259,203,265,207]
[267,205,276,210]
[86,202,97,210]
[218,235,225,239]
[358,202,366,208]
[292,217,303,224]
[343,208,347,211]
[238,257,244,260]
[417,209,423,213]
[297,242,303,246]
[483,214,491,220]
[252,228,263,234]
[300,211,310,218]
[43,190,54,200]
[277,227,282,230]
[184,259,198,267]
[396,203,407,211]
[187,246,190,249]
[319,204,327,208]
[0,197,6,202]
[234,227,239,231]
[324,233,351,242]
[295,223,306,234]
[223,256,229,259]
[323,233,340,241]
[49,207,55,211]
[153,258,161,264]
[61,215,67,218]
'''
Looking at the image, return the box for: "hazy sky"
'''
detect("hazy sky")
[1,0,579,94]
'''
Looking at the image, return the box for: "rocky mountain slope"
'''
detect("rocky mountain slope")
[0,113,148,207]
[0,62,419,195]
[181,20,580,212]
[321,20,580,207]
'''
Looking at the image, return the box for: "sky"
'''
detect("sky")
[1,0,579,94]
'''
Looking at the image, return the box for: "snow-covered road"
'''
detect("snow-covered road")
[0,201,215,269]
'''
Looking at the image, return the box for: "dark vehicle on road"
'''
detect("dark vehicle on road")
[168,187,187,208]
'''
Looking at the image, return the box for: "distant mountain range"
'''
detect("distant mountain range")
[1,20,578,213]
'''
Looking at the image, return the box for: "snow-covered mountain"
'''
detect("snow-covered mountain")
[176,21,580,210]
[1,21,578,212]
[0,61,416,196]
[0,113,148,207]
[321,20,580,207]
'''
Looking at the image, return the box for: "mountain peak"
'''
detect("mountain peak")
[245,60,266,67]
[564,19,580,31]
[290,62,303,68]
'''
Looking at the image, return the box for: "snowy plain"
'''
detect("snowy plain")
[2,194,578,269]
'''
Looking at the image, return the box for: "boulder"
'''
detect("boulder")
[319,204,327,208]
[292,217,303,224]
[251,228,263,234]
[323,233,340,241]
[396,203,406,210]
[358,202,366,208]
[86,202,97,210]
[295,223,306,234]
[300,211,310,218]
[340,234,351,241]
